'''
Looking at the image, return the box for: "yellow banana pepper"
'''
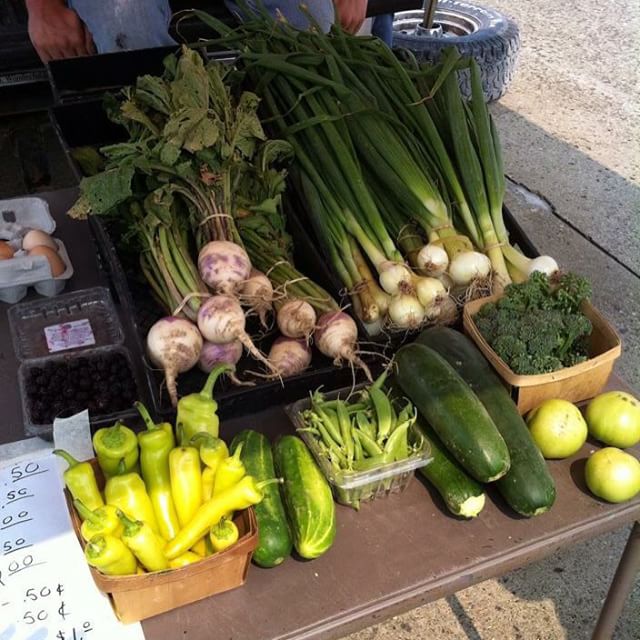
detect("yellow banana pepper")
[117,510,168,572]
[212,443,245,496]
[84,534,137,576]
[168,551,201,569]
[105,462,160,534]
[169,447,202,528]
[209,517,239,553]
[136,401,180,541]
[164,476,280,560]
[53,450,103,512]
[74,500,123,541]
[201,467,216,502]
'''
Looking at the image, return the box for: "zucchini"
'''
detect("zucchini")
[418,327,556,516]
[273,435,336,560]
[416,415,486,518]
[395,343,510,483]
[231,430,293,567]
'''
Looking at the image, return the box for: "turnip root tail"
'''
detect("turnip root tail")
[166,369,179,408]
[229,373,255,387]
[238,332,280,376]
[331,347,373,383]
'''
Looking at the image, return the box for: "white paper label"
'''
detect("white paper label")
[0,453,145,640]
[44,319,96,354]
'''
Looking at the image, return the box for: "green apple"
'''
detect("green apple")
[526,399,588,459]
[585,391,640,448]
[585,447,640,503]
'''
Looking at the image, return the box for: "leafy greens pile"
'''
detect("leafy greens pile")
[474,272,593,375]
[69,46,297,321]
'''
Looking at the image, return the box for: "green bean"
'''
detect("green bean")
[336,401,354,465]
[355,412,377,441]
[383,420,411,462]
[370,387,392,442]
[314,406,343,445]
[354,430,383,457]
[352,422,364,462]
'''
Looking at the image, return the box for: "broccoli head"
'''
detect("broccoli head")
[492,334,527,363]
[553,272,592,313]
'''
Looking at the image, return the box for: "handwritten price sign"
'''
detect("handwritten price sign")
[0,454,143,640]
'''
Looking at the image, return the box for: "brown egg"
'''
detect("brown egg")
[0,241,14,260]
[29,245,66,277]
[22,229,58,252]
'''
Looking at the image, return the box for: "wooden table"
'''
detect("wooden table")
[0,189,637,640]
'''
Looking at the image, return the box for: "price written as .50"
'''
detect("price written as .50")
[0,460,49,587]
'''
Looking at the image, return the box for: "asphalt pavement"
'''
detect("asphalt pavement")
[345,1,639,638]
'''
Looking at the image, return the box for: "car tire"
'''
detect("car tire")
[392,0,520,102]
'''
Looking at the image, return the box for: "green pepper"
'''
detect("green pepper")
[53,449,104,512]
[117,510,168,572]
[74,500,123,541]
[209,517,239,553]
[93,422,139,478]
[176,364,233,445]
[212,443,245,496]
[136,402,180,541]
[164,476,281,559]
[105,462,160,535]
[85,534,137,576]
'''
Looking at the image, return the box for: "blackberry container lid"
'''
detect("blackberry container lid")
[8,286,124,360]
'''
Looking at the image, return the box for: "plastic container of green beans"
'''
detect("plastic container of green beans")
[285,384,432,509]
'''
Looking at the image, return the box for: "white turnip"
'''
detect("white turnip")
[197,294,278,374]
[315,311,372,381]
[276,299,316,340]
[147,316,203,407]
[198,240,252,295]
[198,340,243,373]
[241,269,273,328]
[268,337,312,377]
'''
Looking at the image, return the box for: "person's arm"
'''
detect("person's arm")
[26,0,95,62]
[333,0,368,34]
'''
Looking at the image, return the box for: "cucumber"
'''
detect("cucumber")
[416,416,486,518]
[395,343,510,483]
[418,328,556,516]
[273,435,336,560]
[231,430,293,567]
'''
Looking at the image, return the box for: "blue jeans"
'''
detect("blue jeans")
[68,0,176,53]
[372,13,393,46]
[224,0,335,32]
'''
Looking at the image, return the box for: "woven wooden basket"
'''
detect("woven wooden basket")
[463,296,621,414]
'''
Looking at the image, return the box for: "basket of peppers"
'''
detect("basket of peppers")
[56,365,274,623]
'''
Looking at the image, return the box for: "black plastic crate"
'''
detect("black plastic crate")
[48,47,540,418]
